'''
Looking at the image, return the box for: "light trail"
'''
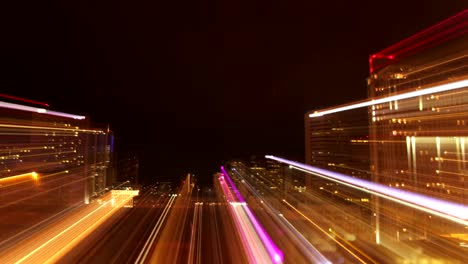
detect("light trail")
[188,202,201,264]
[0,94,50,107]
[0,101,85,120]
[230,202,272,264]
[209,203,223,263]
[0,174,88,209]
[231,167,331,263]
[197,202,203,264]
[0,201,82,250]
[282,199,372,264]
[0,123,104,133]
[308,79,468,117]
[45,194,135,263]
[266,155,468,225]
[219,167,284,263]
[134,194,176,264]
[0,172,38,185]
[220,166,245,202]
[13,192,132,264]
[232,164,375,263]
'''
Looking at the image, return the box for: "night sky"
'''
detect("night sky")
[1,1,466,186]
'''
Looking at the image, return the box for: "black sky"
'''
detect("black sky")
[1,1,466,186]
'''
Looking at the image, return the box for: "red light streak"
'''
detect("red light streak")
[369,10,468,73]
[0,94,49,107]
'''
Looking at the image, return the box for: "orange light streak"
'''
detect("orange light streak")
[282,199,371,264]
[12,191,137,264]
[0,172,39,186]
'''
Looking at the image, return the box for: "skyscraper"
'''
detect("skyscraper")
[368,10,468,257]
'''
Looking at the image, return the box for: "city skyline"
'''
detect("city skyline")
[2,1,466,185]
[0,3,467,263]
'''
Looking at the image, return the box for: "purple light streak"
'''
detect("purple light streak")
[266,155,468,223]
[220,166,245,203]
[220,166,284,263]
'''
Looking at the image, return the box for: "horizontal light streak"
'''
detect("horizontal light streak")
[0,172,38,184]
[0,123,104,133]
[309,79,468,117]
[0,94,50,107]
[265,155,468,225]
[295,165,468,225]
[0,101,85,120]
[0,173,88,209]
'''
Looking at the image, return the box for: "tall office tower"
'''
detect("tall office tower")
[368,10,468,258]
[0,98,114,241]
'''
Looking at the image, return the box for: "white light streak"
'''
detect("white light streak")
[309,79,468,117]
[265,155,468,225]
[0,101,86,120]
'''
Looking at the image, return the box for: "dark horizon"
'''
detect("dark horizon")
[2,1,466,186]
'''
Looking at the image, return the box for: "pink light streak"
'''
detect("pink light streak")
[219,166,284,263]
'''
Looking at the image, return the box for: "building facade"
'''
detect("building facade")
[304,10,468,261]
[368,10,468,258]
[0,98,114,241]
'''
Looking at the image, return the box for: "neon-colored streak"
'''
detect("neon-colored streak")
[218,177,276,263]
[229,203,269,263]
[220,167,283,263]
[218,175,236,202]
[266,155,468,224]
[369,10,467,73]
[221,166,245,202]
[230,168,331,263]
[0,94,49,107]
[0,171,39,185]
[0,100,85,120]
[282,199,368,264]
[243,205,283,263]
[309,79,468,117]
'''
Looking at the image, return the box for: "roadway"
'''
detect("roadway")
[58,189,172,263]
[58,185,252,263]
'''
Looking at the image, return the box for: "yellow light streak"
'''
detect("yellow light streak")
[14,191,137,264]
[0,172,39,185]
[0,123,104,133]
[45,195,134,263]
[282,199,371,264]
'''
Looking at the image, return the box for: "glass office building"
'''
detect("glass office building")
[0,99,113,241]
[368,10,468,259]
